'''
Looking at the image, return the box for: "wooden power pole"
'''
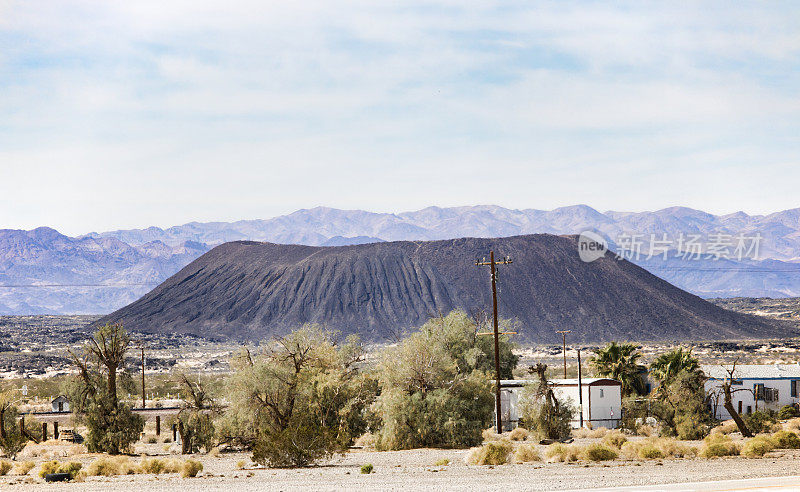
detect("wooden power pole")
[476,251,513,434]
[140,344,146,409]
[556,330,571,378]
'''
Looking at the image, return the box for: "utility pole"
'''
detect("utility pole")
[476,251,513,434]
[140,344,146,409]
[577,348,584,428]
[556,330,571,378]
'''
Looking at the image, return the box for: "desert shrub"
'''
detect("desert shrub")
[465,441,513,465]
[57,462,83,480]
[784,418,800,432]
[545,443,579,462]
[508,427,529,441]
[771,430,800,449]
[376,312,516,450]
[513,443,541,463]
[778,405,800,420]
[636,424,657,437]
[741,435,776,458]
[0,394,42,459]
[146,435,158,444]
[517,387,575,441]
[699,434,740,458]
[236,460,246,470]
[13,461,34,475]
[434,458,450,466]
[581,443,618,461]
[87,456,139,476]
[650,369,710,440]
[181,459,203,478]
[573,427,608,439]
[0,460,11,476]
[743,410,778,435]
[227,325,377,467]
[601,430,627,449]
[360,463,373,474]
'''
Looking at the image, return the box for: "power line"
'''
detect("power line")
[0,283,159,288]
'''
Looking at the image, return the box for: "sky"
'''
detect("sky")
[1,1,799,236]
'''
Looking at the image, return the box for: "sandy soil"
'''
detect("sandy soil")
[2,442,800,491]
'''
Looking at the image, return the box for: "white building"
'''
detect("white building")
[51,395,70,413]
[702,364,800,420]
[500,378,622,430]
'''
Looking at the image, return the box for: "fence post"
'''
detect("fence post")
[156,415,161,436]
[42,422,47,441]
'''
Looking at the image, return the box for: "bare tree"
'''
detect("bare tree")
[719,360,753,438]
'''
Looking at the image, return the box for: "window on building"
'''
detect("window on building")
[792,380,798,398]
[738,401,743,414]
[599,389,604,398]
[747,405,752,414]
[754,383,765,401]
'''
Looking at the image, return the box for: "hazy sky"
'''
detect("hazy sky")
[1,1,799,235]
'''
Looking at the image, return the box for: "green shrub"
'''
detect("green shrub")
[465,441,513,465]
[360,463,374,474]
[140,458,166,474]
[741,436,776,458]
[601,430,628,449]
[772,430,800,449]
[181,459,203,478]
[742,410,777,435]
[0,460,11,476]
[778,405,800,420]
[513,443,541,463]
[581,443,618,461]
[57,462,82,480]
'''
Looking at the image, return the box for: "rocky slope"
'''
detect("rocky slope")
[102,234,790,343]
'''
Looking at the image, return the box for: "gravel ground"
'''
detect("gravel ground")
[3,445,800,491]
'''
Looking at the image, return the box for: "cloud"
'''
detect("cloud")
[0,1,799,234]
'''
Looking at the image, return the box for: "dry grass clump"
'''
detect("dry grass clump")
[573,427,609,439]
[354,432,378,450]
[508,427,529,441]
[741,436,776,458]
[772,430,800,449]
[38,460,82,480]
[545,443,580,463]
[711,420,739,435]
[208,447,221,458]
[581,443,618,461]
[13,461,35,476]
[181,459,203,478]
[434,458,450,466]
[784,418,800,432]
[465,441,513,465]
[140,457,183,474]
[236,460,247,470]
[482,427,502,442]
[601,430,627,449]
[513,443,541,463]
[0,460,12,476]
[19,441,87,459]
[620,437,698,460]
[699,434,741,458]
[87,456,139,476]
[635,425,657,437]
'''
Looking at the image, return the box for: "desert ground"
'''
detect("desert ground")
[1,433,799,491]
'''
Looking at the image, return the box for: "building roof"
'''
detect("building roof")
[51,395,68,402]
[500,378,621,388]
[702,364,800,380]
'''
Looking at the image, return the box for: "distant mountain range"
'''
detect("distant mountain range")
[103,235,789,343]
[3,204,800,314]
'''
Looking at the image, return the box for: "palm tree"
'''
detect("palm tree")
[590,342,646,396]
[649,347,702,384]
